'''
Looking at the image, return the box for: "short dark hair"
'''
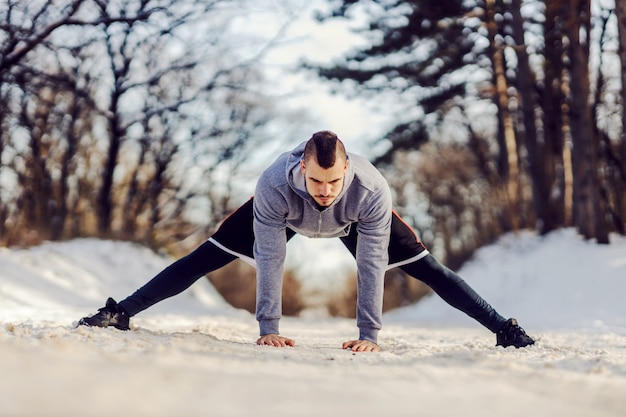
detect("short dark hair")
[303,131,347,168]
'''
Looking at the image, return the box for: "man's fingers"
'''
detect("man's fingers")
[258,336,377,351]
[256,334,295,348]
[342,339,380,352]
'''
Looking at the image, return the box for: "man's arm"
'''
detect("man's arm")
[252,176,290,341]
[353,189,392,344]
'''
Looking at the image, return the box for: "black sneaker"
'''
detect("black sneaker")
[496,318,535,348]
[78,297,130,330]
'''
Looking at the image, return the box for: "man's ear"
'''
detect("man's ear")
[300,159,306,175]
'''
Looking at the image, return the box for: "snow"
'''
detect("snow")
[1,229,625,417]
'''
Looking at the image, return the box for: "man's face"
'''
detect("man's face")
[300,156,348,207]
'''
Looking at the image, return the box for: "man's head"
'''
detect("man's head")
[300,131,348,207]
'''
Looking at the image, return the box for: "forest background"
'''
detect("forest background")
[1,0,625,317]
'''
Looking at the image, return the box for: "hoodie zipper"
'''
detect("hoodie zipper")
[304,199,326,238]
[317,211,323,237]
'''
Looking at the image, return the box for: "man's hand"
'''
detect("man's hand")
[342,340,380,352]
[257,334,295,347]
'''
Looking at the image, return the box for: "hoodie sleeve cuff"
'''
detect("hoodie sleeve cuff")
[259,319,280,336]
[359,327,379,344]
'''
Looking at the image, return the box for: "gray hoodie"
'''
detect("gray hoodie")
[253,141,392,343]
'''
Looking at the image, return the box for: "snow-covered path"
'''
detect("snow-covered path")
[1,230,625,416]
[2,317,625,417]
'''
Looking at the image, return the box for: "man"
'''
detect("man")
[79,131,534,352]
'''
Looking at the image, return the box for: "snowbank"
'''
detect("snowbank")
[387,228,626,333]
[1,230,625,417]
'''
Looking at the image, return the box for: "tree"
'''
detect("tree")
[540,0,568,227]
[86,0,233,236]
[0,0,291,247]
[311,0,534,261]
[313,1,476,161]
[13,71,94,240]
[0,0,93,243]
[565,0,609,243]
[509,0,561,234]
[0,1,86,74]
[310,0,625,255]
[614,0,626,229]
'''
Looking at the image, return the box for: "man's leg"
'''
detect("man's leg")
[386,212,534,347]
[78,240,237,328]
[386,211,507,332]
[400,253,535,347]
[399,254,507,332]
[80,197,298,328]
[122,197,301,319]
[118,198,260,316]
[118,240,237,316]
[80,198,256,327]
[340,211,506,332]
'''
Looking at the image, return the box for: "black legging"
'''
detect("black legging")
[119,198,506,333]
[119,239,237,317]
[119,241,506,333]
[400,255,505,332]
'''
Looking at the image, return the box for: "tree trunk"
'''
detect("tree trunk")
[485,0,521,231]
[97,18,131,237]
[97,110,121,236]
[614,0,626,229]
[541,0,568,227]
[565,0,609,243]
[510,0,559,234]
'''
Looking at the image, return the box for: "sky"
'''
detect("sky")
[229,0,396,157]
[0,228,625,416]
